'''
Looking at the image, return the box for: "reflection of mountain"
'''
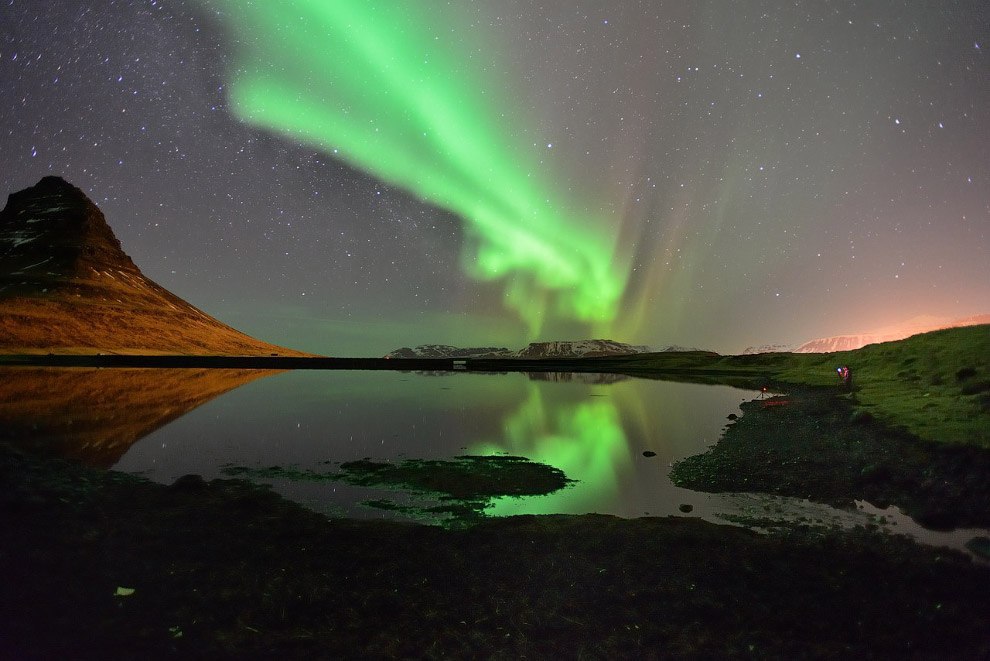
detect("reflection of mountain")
[526,372,631,385]
[0,177,309,355]
[0,367,275,467]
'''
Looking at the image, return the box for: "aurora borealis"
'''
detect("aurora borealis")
[1,1,988,354]
[206,0,625,334]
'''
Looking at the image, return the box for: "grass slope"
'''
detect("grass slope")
[771,325,990,447]
[617,325,990,447]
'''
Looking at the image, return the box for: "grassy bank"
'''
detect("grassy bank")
[670,386,990,529]
[771,325,990,447]
[616,325,990,448]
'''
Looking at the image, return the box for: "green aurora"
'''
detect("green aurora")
[203,0,628,335]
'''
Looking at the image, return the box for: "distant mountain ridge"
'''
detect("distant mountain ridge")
[0,176,310,355]
[385,344,514,359]
[741,344,792,355]
[794,314,990,353]
[385,339,704,359]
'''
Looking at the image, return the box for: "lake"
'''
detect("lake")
[0,366,981,550]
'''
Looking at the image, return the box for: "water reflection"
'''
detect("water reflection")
[0,367,745,518]
[109,369,750,521]
[472,378,744,518]
[0,367,277,467]
[474,385,630,515]
[2,366,984,556]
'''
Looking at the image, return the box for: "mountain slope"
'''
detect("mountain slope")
[795,314,990,353]
[0,177,310,355]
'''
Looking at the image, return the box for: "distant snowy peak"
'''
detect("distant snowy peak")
[655,344,710,353]
[795,335,890,353]
[794,314,990,353]
[384,345,513,359]
[384,339,657,359]
[514,339,651,359]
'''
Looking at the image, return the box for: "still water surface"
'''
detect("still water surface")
[3,367,983,552]
[115,369,754,520]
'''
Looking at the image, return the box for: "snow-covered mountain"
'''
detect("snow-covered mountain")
[794,314,990,353]
[741,344,792,355]
[514,339,652,358]
[385,339,658,359]
[384,345,513,359]
[794,334,889,353]
[655,344,710,353]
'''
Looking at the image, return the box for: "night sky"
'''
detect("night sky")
[2,0,987,355]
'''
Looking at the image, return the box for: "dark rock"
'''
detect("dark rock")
[679,504,693,513]
[642,450,657,458]
[849,409,873,425]
[965,536,990,559]
[169,474,208,492]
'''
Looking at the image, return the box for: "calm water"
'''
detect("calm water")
[114,369,755,520]
[2,366,984,553]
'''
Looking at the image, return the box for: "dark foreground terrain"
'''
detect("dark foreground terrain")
[671,387,990,530]
[2,440,989,659]
[4,327,990,658]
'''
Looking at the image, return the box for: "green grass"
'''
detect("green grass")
[615,325,990,447]
[762,325,990,447]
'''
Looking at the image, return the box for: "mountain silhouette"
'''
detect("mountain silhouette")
[0,177,309,355]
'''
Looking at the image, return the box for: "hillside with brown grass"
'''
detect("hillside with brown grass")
[0,177,312,356]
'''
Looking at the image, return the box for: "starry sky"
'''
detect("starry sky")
[1,0,987,355]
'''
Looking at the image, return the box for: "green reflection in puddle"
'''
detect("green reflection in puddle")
[472,382,633,516]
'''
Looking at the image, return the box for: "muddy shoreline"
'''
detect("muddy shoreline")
[671,386,990,530]
[3,388,990,658]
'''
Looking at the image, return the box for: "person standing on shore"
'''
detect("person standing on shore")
[836,366,852,390]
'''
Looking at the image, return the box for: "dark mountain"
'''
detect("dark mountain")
[0,176,310,355]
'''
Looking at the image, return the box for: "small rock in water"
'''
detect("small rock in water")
[642,450,657,458]
[169,474,207,492]
[727,413,738,420]
[679,504,693,513]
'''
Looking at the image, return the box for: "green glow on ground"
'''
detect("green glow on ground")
[204,0,627,334]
